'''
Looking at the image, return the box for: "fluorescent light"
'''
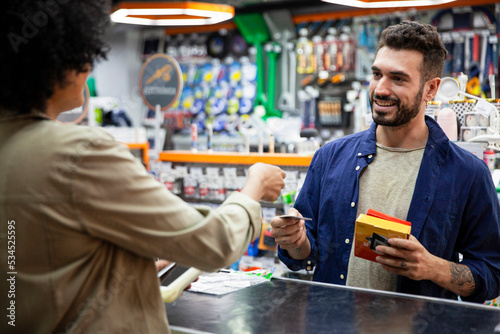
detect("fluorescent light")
[110,1,235,26]
[321,0,456,8]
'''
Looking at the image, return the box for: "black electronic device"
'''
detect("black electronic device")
[365,233,391,254]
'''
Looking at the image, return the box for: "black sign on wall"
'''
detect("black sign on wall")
[139,54,183,111]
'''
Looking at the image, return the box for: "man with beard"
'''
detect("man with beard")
[271,21,500,303]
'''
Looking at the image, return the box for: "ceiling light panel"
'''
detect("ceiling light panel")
[110,1,235,26]
[321,0,456,8]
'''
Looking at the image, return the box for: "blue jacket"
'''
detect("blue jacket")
[279,116,500,303]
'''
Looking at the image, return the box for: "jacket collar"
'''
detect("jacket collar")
[0,108,51,123]
[359,115,450,157]
[357,121,378,157]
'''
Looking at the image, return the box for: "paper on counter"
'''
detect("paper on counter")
[186,270,272,296]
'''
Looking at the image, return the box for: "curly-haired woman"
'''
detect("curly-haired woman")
[0,1,286,333]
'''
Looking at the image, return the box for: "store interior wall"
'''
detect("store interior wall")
[90,9,440,130]
[92,27,146,127]
[90,3,500,154]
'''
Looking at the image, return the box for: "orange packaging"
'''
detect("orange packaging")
[354,209,411,262]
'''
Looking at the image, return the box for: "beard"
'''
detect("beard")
[370,84,424,128]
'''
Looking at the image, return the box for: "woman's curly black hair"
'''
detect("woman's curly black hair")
[0,0,111,115]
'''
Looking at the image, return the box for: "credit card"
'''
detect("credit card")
[278,215,312,220]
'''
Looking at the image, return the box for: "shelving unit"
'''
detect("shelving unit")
[159,150,312,166]
[158,150,313,268]
[158,150,312,212]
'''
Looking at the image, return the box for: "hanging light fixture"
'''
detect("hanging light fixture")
[320,0,456,8]
[110,1,235,26]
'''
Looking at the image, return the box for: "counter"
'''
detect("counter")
[165,276,500,334]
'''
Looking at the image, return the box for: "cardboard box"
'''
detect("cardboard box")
[354,209,411,262]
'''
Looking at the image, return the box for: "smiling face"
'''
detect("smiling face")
[369,47,428,128]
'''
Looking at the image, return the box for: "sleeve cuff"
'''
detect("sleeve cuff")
[277,246,318,271]
[221,191,262,241]
[460,260,499,303]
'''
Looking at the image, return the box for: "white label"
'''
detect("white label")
[206,167,219,178]
[223,167,237,177]
[284,171,298,183]
[475,99,495,118]
[175,166,188,178]
[190,167,203,177]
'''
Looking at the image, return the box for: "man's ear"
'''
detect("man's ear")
[425,77,441,101]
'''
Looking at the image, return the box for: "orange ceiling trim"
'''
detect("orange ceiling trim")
[329,0,451,3]
[164,22,237,36]
[294,0,499,23]
[112,1,234,14]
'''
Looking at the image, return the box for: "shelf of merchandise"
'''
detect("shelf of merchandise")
[158,151,313,264]
[158,150,313,167]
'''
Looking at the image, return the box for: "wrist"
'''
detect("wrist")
[430,256,449,284]
[240,183,263,202]
[287,235,311,260]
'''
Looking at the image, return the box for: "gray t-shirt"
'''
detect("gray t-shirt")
[346,143,425,291]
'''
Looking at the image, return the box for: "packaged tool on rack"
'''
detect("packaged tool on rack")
[296,27,314,74]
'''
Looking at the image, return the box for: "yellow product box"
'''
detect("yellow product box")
[354,210,411,262]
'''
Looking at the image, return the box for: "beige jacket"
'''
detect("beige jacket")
[0,110,262,333]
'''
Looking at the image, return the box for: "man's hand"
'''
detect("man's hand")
[270,208,311,260]
[374,235,438,281]
[375,235,475,297]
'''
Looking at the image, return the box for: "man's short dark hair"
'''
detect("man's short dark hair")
[377,20,447,84]
[0,0,110,115]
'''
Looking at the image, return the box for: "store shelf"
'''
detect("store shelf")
[159,150,312,167]
[183,197,284,209]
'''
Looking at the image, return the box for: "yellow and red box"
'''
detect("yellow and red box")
[354,209,411,262]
